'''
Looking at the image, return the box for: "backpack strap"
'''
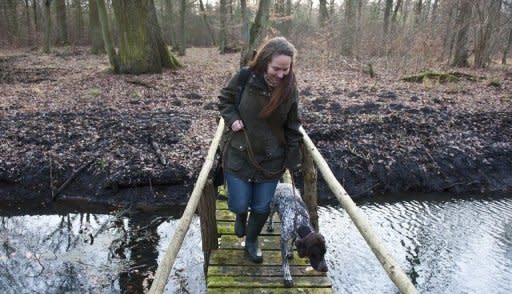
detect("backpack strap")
[236,67,251,111]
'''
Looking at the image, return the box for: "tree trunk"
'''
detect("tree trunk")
[96,0,118,72]
[414,0,423,25]
[73,0,83,43]
[163,0,177,48]
[502,27,512,65]
[89,0,105,54]
[319,0,329,26]
[5,0,19,43]
[178,0,186,55]
[383,0,393,35]
[240,0,249,46]
[342,0,356,56]
[148,0,180,68]
[111,0,178,74]
[240,0,271,67]
[24,0,32,45]
[33,0,39,32]
[451,0,472,67]
[402,0,410,26]
[442,2,456,61]
[55,0,68,45]
[219,0,227,54]
[43,0,51,53]
[391,0,402,28]
[473,0,502,68]
[198,0,216,46]
[431,0,439,23]
[283,0,292,36]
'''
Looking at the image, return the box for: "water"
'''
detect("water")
[1,193,511,293]
[323,193,512,293]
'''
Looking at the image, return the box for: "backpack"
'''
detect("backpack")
[213,67,252,188]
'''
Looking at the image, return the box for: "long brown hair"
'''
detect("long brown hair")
[248,37,297,118]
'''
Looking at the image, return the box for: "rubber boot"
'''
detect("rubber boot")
[245,211,269,264]
[234,212,247,237]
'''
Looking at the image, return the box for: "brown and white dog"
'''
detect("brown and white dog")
[267,183,328,287]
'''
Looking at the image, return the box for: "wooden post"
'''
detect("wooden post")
[198,179,218,276]
[302,144,319,232]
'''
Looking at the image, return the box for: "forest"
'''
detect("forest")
[0,0,511,205]
[1,0,511,70]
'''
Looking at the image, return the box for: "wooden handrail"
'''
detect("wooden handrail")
[299,126,418,294]
[148,119,225,294]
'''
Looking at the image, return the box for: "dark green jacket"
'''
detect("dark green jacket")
[218,70,303,182]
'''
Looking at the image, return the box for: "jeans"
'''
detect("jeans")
[225,173,278,214]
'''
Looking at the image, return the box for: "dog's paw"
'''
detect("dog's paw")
[284,279,294,288]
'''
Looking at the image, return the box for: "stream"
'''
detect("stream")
[1,192,511,293]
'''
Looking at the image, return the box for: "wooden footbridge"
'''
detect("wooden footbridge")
[147,119,419,294]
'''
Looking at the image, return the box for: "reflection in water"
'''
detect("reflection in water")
[118,216,163,293]
[1,194,511,293]
[0,207,204,294]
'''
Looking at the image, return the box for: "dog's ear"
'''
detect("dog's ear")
[295,238,308,258]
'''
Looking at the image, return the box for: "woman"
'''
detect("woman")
[218,37,303,263]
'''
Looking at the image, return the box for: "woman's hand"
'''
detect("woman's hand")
[231,120,245,132]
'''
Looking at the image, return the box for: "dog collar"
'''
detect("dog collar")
[298,225,312,239]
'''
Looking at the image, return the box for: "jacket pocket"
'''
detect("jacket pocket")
[227,134,247,171]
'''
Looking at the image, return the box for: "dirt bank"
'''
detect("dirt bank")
[0,47,510,209]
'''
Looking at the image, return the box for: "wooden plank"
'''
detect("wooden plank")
[216,210,280,223]
[216,200,228,210]
[219,235,281,250]
[217,221,281,236]
[207,276,332,288]
[209,249,310,266]
[208,288,332,294]
[208,265,327,277]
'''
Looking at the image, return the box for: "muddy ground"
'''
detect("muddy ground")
[0,47,510,210]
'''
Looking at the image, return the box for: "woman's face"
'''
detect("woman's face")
[266,54,292,85]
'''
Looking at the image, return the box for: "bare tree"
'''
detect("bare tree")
[474,0,503,68]
[240,0,271,67]
[503,26,512,64]
[452,0,473,67]
[33,0,40,32]
[162,0,177,48]
[392,0,403,29]
[89,0,105,54]
[241,0,249,46]
[319,0,329,26]
[73,0,83,42]
[384,0,394,35]
[198,0,216,46]
[96,0,118,71]
[178,0,186,55]
[219,0,227,53]
[342,0,356,56]
[55,0,68,45]
[4,0,19,43]
[43,0,52,53]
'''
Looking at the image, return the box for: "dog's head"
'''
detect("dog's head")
[296,232,328,272]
